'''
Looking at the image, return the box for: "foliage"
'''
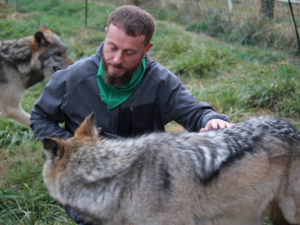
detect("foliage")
[186,9,232,38]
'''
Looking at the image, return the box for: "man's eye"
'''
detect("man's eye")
[109,46,117,51]
[125,51,135,56]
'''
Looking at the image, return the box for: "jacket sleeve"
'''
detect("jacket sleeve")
[30,69,73,140]
[158,71,229,132]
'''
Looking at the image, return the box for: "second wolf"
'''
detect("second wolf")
[0,25,73,127]
[42,114,300,225]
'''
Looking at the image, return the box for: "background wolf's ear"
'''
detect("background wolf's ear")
[38,24,49,32]
[43,138,62,159]
[34,31,49,46]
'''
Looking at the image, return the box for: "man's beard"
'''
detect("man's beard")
[101,50,142,87]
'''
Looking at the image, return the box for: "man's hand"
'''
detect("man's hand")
[200,119,233,132]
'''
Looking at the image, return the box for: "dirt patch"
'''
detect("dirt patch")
[0,148,8,184]
[0,2,7,18]
[0,2,37,20]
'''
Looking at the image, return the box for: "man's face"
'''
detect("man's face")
[102,24,153,86]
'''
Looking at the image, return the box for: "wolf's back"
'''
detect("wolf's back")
[42,115,300,225]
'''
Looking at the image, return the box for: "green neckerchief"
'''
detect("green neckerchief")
[97,58,146,110]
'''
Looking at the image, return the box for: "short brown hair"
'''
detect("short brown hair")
[107,5,155,46]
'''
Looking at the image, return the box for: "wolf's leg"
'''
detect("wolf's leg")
[0,86,30,127]
[276,162,300,225]
[268,199,292,225]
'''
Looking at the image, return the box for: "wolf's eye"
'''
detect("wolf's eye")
[55,52,63,57]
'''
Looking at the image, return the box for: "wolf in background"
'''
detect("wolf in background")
[0,25,73,127]
[42,113,300,225]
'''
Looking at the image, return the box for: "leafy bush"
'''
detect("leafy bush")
[186,9,232,38]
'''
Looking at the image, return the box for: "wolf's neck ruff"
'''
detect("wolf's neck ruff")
[0,38,32,62]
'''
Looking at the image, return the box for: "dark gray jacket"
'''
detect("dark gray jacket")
[30,43,229,140]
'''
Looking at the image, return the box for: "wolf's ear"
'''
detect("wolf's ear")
[38,24,49,32]
[43,138,64,159]
[34,31,49,46]
[75,112,100,138]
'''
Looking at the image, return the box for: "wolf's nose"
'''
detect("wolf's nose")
[53,66,61,71]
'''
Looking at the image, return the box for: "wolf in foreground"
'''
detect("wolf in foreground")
[0,25,73,127]
[42,113,300,225]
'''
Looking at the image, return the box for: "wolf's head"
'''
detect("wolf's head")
[42,113,100,196]
[43,112,99,162]
[24,25,74,88]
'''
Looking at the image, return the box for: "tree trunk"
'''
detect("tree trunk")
[260,0,275,20]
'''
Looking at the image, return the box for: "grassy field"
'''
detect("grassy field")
[108,0,300,52]
[0,0,299,224]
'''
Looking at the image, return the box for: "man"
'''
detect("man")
[30,5,231,224]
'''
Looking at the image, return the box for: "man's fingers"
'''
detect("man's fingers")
[200,119,235,132]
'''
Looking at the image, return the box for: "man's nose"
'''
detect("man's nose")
[113,50,123,64]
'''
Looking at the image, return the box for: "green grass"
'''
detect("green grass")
[0,142,75,225]
[151,24,300,125]
[0,0,299,224]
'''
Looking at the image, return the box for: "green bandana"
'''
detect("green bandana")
[97,58,146,110]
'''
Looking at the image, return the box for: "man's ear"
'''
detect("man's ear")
[43,137,64,159]
[143,42,153,57]
[75,112,100,138]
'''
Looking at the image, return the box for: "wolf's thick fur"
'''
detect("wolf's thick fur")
[42,113,300,225]
[0,25,73,127]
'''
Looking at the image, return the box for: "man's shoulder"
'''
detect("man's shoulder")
[145,57,179,83]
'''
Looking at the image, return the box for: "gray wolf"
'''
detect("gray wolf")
[0,25,73,127]
[42,113,300,225]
